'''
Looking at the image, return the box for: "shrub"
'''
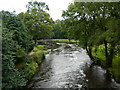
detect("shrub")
[33,45,46,51]
[31,52,45,65]
[16,48,32,64]
[22,61,38,80]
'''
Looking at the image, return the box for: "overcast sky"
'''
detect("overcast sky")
[0,0,73,21]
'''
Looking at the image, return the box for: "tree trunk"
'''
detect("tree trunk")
[107,43,115,67]
[104,39,109,68]
[104,39,115,68]
[105,69,112,82]
[34,39,37,45]
[68,39,71,43]
[85,42,94,60]
[85,42,89,54]
[88,47,94,60]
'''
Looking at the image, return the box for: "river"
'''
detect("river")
[27,42,120,89]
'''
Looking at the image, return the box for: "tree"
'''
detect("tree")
[2,11,29,88]
[2,11,33,52]
[52,20,67,39]
[20,1,53,45]
[62,2,120,68]
[2,28,27,88]
[62,2,96,59]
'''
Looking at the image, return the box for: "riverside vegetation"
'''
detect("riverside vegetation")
[1,1,120,89]
[92,45,120,82]
[2,1,53,89]
[62,2,120,83]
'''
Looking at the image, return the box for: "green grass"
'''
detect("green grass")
[51,39,70,42]
[92,45,120,82]
[33,45,46,51]
[47,39,77,43]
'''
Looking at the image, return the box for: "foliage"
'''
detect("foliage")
[19,1,54,44]
[15,49,46,82]
[2,11,33,52]
[33,45,46,51]
[92,45,106,67]
[26,1,49,12]
[2,28,27,89]
[21,61,39,80]
[62,2,120,82]
[109,55,120,83]
[31,52,45,65]
[2,10,33,89]
[52,20,67,39]
[62,2,120,67]
[16,48,31,64]
[2,1,120,89]
[2,1,53,88]
[18,51,45,80]
[92,45,120,82]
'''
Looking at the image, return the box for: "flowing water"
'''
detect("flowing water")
[27,43,120,89]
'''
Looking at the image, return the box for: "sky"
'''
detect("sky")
[0,0,74,21]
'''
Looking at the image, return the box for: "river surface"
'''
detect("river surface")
[27,43,120,89]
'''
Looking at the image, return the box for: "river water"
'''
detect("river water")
[27,43,120,89]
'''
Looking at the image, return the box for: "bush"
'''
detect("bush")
[33,45,46,51]
[22,61,38,80]
[31,52,45,65]
[16,48,32,64]
[18,51,45,80]
[2,29,27,89]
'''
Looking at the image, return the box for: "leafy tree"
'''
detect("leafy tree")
[2,10,34,89]
[26,1,49,12]
[90,2,120,67]
[62,2,95,59]
[62,2,120,68]
[2,11,33,52]
[2,28,27,89]
[52,20,67,39]
[20,1,53,45]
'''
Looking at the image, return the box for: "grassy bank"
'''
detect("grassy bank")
[33,45,47,51]
[16,45,48,84]
[92,45,120,83]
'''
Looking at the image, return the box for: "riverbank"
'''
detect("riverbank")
[23,40,68,88]
[92,45,120,83]
[15,45,48,88]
